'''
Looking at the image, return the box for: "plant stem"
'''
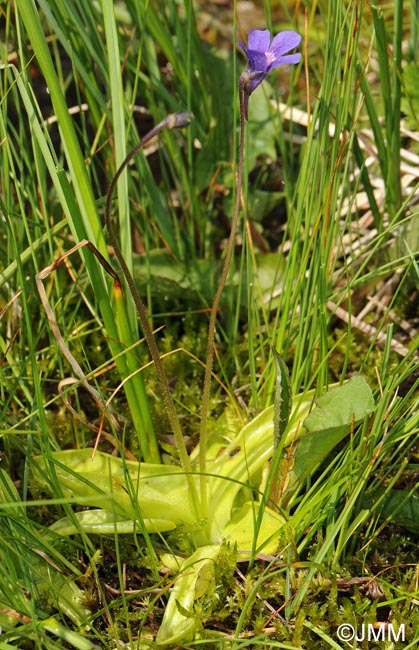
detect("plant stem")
[199,77,247,517]
[105,112,200,515]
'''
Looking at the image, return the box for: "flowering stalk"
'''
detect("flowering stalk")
[105,112,200,516]
[199,75,248,517]
[199,29,301,516]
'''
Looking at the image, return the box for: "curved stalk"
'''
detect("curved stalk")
[105,112,200,515]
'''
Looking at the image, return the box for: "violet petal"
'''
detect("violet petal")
[268,53,302,71]
[247,29,271,52]
[269,31,302,57]
[245,49,268,74]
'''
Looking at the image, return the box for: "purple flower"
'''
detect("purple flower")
[238,29,301,117]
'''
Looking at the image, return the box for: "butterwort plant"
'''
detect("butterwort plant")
[29,25,374,644]
[198,27,302,515]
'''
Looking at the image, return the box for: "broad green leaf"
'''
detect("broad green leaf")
[156,545,220,645]
[363,489,419,533]
[233,251,286,310]
[202,390,314,540]
[133,250,220,306]
[248,190,284,223]
[221,501,286,555]
[32,450,197,527]
[304,375,375,433]
[50,509,176,535]
[133,250,286,312]
[284,376,375,501]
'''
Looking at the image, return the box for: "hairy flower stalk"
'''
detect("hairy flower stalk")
[105,112,201,517]
[199,28,301,519]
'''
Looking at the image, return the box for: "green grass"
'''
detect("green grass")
[1,0,419,647]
